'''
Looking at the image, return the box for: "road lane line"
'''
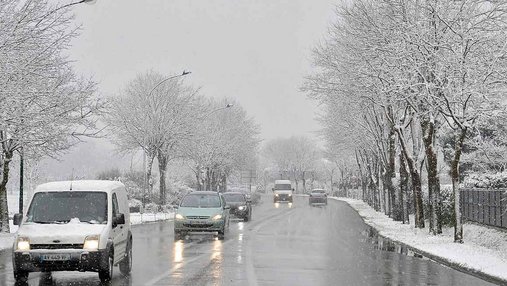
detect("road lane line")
[245,206,297,286]
[144,238,234,286]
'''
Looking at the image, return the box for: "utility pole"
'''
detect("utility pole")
[19,150,23,214]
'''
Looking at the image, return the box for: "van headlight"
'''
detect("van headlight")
[16,237,30,251]
[238,206,246,211]
[212,214,223,220]
[275,194,279,197]
[288,194,292,197]
[83,235,100,251]
[175,214,185,220]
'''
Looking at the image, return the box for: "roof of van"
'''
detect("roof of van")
[274,180,291,184]
[34,180,125,193]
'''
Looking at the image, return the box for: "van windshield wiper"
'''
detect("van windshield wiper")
[31,220,69,224]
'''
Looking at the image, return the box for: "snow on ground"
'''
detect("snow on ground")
[333,197,507,282]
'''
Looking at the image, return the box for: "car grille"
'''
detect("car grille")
[183,224,213,228]
[31,244,84,250]
[186,216,210,220]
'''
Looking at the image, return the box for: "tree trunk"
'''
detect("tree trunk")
[452,127,467,243]
[396,127,425,228]
[399,151,409,224]
[421,117,442,234]
[0,151,12,233]
[157,152,168,205]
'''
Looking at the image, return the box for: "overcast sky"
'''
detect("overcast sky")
[44,0,338,177]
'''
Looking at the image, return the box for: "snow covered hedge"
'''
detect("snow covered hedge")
[464,172,507,189]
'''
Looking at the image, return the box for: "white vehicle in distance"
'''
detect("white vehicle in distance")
[272,180,294,203]
[12,180,132,283]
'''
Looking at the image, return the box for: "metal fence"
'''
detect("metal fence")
[460,188,507,229]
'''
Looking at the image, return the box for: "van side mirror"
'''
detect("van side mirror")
[13,214,23,226]
[224,205,230,210]
[113,213,125,227]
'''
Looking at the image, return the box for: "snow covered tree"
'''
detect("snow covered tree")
[0,0,100,232]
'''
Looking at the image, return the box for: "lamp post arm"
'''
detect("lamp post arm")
[36,0,93,27]
[148,71,191,98]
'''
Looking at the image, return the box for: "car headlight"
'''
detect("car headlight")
[288,194,292,197]
[175,214,185,220]
[238,206,246,211]
[275,194,279,197]
[83,235,100,251]
[212,214,223,220]
[16,237,30,251]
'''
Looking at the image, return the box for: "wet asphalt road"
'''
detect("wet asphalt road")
[0,195,496,286]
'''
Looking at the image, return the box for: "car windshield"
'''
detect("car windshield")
[312,190,326,194]
[26,192,107,224]
[223,193,246,203]
[180,194,221,208]
[274,184,291,190]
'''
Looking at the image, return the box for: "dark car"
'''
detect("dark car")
[309,189,328,206]
[222,192,252,222]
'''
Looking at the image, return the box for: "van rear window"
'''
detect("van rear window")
[26,192,108,224]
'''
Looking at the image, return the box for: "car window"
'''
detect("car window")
[112,193,119,217]
[222,193,246,202]
[180,194,221,208]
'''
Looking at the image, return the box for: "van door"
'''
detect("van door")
[111,193,125,263]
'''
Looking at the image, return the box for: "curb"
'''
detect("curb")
[330,197,507,286]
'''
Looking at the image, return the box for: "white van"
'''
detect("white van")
[272,180,294,203]
[12,180,132,283]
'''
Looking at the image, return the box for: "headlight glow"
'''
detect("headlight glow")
[238,206,246,211]
[288,194,292,197]
[83,235,100,250]
[16,237,30,251]
[275,194,279,197]
[175,214,185,220]
[212,214,223,220]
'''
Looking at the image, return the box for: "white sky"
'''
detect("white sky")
[43,0,338,177]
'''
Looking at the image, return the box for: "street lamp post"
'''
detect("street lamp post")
[142,70,191,210]
[19,0,96,215]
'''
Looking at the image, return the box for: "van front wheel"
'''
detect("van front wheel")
[14,270,28,282]
[99,252,114,282]
[120,241,132,275]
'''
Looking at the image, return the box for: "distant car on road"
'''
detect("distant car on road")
[272,180,294,203]
[222,192,252,222]
[174,191,230,240]
[12,180,132,283]
[309,189,328,206]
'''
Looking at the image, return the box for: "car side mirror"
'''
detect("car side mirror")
[246,198,252,203]
[13,213,23,226]
[292,188,295,192]
[224,205,230,210]
[272,188,275,192]
[113,213,125,227]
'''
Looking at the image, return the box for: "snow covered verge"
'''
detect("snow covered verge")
[0,212,174,253]
[333,197,507,284]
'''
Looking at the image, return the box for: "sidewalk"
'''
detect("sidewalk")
[0,212,174,252]
[332,197,507,284]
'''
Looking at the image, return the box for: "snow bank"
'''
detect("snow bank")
[333,197,507,283]
[130,212,174,225]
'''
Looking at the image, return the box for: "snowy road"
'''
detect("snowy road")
[0,196,496,285]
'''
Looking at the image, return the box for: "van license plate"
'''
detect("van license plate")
[41,254,71,261]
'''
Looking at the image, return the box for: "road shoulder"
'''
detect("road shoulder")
[331,197,507,285]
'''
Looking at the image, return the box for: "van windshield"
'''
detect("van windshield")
[274,184,292,190]
[26,192,108,224]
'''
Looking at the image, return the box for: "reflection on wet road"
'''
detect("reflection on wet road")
[0,196,497,285]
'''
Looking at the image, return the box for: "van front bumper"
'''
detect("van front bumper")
[13,249,109,273]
